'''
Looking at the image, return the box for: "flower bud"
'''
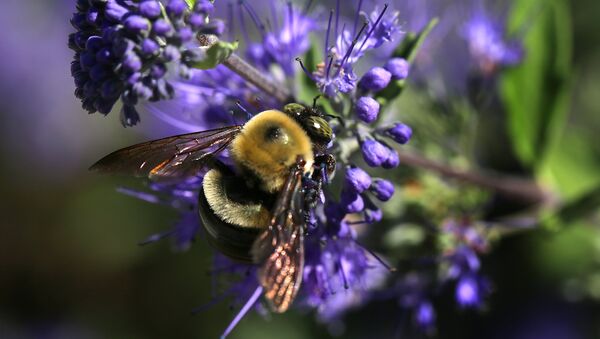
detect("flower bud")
[386,122,412,144]
[124,15,150,33]
[384,58,410,80]
[345,166,372,193]
[371,179,395,201]
[341,189,365,213]
[139,1,161,19]
[361,139,389,167]
[382,149,399,169]
[359,67,391,92]
[355,96,380,123]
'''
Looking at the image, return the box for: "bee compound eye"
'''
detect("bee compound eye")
[306,116,332,143]
[198,188,260,263]
[283,103,305,117]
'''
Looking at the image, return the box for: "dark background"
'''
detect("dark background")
[0,0,599,338]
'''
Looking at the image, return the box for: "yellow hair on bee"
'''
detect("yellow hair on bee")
[203,169,272,228]
[230,110,314,193]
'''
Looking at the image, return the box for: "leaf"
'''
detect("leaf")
[500,0,572,169]
[192,40,239,70]
[376,18,439,105]
[184,0,196,9]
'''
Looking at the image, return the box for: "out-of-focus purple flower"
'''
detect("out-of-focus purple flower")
[462,10,523,75]
[384,58,410,80]
[415,301,436,328]
[370,179,395,201]
[456,276,481,307]
[69,0,217,126]
[384,122,413,144]
[441,218,491,309]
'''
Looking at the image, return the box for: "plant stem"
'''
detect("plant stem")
[223,54,292,103]
[396,148,556,207]
[197,34,291,103]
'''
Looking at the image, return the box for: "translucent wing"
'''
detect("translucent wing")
[90,125,242,180]
[252,157,306,313]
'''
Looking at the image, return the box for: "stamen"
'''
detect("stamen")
[354,239,397,272]
[357,4,389,54]
[335,21,368,77]
[235,101,253,120]
[334,0,340,41]
[324,9,334,63]
[338,257,349,289]
[325,54,334,80]
[269,1,279,32]
[352,0,364,37]
[303,0,314,13]
[220,286,263,339]
[295,57,316,81]
[227,2,235,41]
[240,1,266,37]
[237,1,250,42]
[191,291,233,315]
[138,230,174,245]
[287,2,295,53]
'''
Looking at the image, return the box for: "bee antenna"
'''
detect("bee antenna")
[312,95,322,109]
[235,100,253,121]
[325,113,346,127]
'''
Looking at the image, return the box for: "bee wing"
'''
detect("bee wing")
[252,158,306,313]
[90,125,242,180]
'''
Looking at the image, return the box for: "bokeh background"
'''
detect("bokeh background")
[1,0,599,338]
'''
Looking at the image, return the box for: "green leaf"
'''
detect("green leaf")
[184,0,196,9]
[192,40,239,70]
[500,0,572,169]
[393,18,439,64]
[376,18,438,105]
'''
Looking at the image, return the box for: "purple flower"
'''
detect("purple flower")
[384,58,410,80]
[382,148,400,169]
[361,139,390,167]
[69,0,216,126]
[301,3,400,97]
[385,123,413,144]
[341,188,365,213]
[456,276,480,307]
[415,301,436,328]
[302,214,388,321]
[355,97,380,123]
[359,67,392,92]
[462,10,524,75]
[345,166,372,194]
[370,179,395,201]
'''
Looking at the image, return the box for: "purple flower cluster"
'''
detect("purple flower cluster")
[441,218,491,308]
[69,0,218,126]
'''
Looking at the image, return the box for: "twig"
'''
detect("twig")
[197,34,291,103]
[396,148,556,207]
[223,54,291,103]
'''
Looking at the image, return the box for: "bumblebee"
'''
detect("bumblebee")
[91,103,335,313]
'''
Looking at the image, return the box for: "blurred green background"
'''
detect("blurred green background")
[0,0,599,338]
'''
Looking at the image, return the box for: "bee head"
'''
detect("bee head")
[283,103,332,151]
